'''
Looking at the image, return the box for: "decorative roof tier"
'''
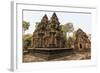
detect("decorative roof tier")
[32,12,67,49]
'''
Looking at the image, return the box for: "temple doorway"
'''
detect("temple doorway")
[80,44,82,49]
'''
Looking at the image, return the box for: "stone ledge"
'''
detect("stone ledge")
[28,48,72,50]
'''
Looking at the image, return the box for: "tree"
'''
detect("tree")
[63,23,74,40]
[22,21,30,51]
[23,21,30,33]
[61,23,74,48]
[61,25,66,38]
[67,37,74,48]
[73,31,76,41]
[23,34,32,51]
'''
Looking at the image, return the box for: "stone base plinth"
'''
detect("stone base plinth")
[28,48,73,60]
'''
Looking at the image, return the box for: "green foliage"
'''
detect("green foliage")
[64,23,74,33]
[67,37,74,48]
[73,31,77,40]
[60,23,74,48]
[23,21,30,32]
[61,23,74,41]
[60,25,66,38]
[23,34,32,50]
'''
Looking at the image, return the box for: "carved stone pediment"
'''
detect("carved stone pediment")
[32,13,66,49]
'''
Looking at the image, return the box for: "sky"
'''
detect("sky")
[23,10,92,35]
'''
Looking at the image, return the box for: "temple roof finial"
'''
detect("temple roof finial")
[41,14,48,22]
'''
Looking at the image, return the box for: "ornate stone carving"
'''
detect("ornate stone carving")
[74,28,91,51]
[32,13,66,49]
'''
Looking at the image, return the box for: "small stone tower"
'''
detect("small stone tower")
[32,12,67,49]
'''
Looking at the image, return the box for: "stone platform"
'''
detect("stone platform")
[28,48,72,50]
[28,48,73,60]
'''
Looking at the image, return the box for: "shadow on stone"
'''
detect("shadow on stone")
[31,49,74,61]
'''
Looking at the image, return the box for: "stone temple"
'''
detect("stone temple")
[32,12,67,50]
[74,28,91,51]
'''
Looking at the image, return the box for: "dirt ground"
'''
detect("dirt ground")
[23,50,91,63]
